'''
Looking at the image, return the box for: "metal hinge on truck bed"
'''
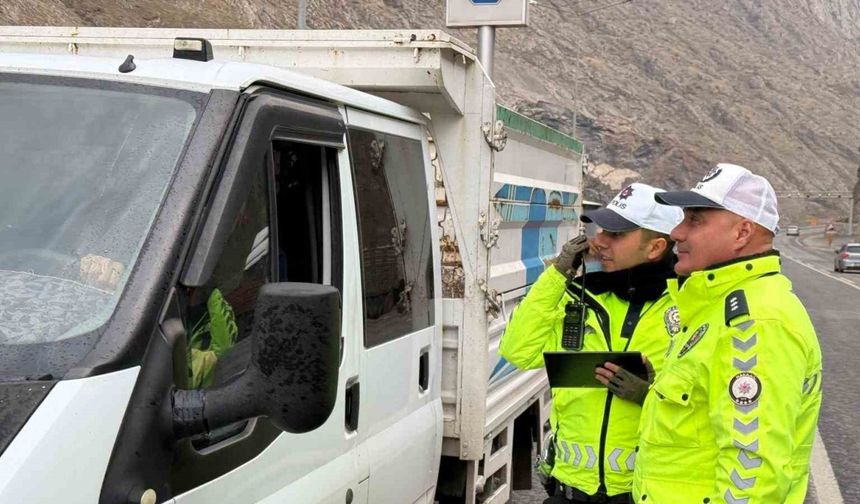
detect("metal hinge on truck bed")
[477,278,503,318]
[482,120,507,151]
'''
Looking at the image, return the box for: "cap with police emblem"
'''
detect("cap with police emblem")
[581,183,683,235]
[654,163,780,234]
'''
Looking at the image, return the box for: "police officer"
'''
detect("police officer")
[500,183,683,503]
[631,163,822,503]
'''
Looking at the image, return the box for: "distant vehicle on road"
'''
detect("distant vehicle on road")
[834,243,860,272]
[786,225,800,236]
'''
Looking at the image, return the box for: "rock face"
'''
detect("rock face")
[4,0,860,219]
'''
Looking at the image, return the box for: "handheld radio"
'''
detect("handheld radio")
[562,272,587,351]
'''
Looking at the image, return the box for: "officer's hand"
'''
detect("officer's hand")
[595,359,654,405]
[643,356,655,383]
[553,234,590,279]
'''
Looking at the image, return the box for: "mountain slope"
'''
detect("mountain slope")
[3,0,859,220]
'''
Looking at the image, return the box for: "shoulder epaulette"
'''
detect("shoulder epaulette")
[725,289,750,326]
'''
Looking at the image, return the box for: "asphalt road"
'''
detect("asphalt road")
[778,228,859,503]
[511,227,857,504]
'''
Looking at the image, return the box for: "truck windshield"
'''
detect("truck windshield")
[0,76,200,348]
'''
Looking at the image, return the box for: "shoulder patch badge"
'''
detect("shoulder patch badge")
[729,372,762,405]
[664,306,681,337]
[678,323,708,357]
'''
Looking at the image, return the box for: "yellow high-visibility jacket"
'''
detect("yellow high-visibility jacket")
[633,252,822,503]
[500,262,677,497]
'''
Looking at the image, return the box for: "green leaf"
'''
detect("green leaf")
[207,288,238,357]
[189,348,219,389]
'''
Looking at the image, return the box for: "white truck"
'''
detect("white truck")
[0,27,583,504]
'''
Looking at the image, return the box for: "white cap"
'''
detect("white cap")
[654,163,780,234]
[581,183,683,235]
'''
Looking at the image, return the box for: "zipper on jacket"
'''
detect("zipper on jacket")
[596,392,613,494]
[594,295,613,494]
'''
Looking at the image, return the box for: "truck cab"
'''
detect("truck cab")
[0,45,441,504]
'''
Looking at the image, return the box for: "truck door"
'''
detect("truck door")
[169,90,368,503]
[345,108,443,504]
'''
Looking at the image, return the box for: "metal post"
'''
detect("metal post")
[297,0,308,29]
[477,25,495,79]
[849,197,855,237]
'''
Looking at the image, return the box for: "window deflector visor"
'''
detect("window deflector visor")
[182,90,345,287]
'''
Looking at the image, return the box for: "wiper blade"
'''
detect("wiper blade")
[0,374,54,382]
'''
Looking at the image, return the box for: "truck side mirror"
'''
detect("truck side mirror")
[172,282,341,438]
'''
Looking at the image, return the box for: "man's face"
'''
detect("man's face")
[592,228,653,272]
[670,208,741,275]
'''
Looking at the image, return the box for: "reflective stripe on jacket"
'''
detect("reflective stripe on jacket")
[500,265,676,496]
[633,252,822,503]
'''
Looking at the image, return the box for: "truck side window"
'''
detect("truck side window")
[182,159,271,390]
[349,129,434,347]
[273,141,326,284]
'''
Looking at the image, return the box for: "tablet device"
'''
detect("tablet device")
[543,351,647,388]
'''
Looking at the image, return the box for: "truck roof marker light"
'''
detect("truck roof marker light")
[118,54,136,73]
[173,38,214,62]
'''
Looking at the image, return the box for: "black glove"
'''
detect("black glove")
[605,360,655,405]
[553,234,589,279]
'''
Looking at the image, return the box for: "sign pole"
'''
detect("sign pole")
[297,0,307,29]
[477,25,496,79]
[447,0,528,80]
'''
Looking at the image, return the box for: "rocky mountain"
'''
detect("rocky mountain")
[4,0,860,222]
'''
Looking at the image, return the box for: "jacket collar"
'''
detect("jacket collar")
[668,250,781,321]
[575,253,677,303]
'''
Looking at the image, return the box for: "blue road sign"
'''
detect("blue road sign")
[471,0,501,4]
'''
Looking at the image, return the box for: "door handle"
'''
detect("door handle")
[419,349,429,392]
[345,378,360,432]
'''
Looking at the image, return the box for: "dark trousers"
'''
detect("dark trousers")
[542,483,632,504]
